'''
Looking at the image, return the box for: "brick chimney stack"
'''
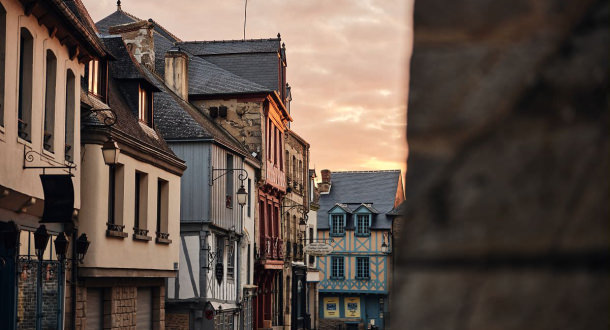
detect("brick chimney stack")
[164,47,189,100]
[109,20,155,71]
[319,169,331,194]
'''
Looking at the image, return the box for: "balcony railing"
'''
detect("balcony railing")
[262,237,283,260]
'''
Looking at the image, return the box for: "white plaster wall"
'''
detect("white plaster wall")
[79,144,181,271]
[0,0,83,209]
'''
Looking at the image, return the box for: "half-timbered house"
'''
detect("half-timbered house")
[316,170,404,330]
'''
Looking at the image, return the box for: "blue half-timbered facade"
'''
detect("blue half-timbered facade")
[316,170,404,330]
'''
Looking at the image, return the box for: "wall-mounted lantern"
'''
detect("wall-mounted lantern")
[76,234,91,263]
[299,218,307,232]
[236,185,248,207]
[2,221,20,250]
[34,225,50,260]
[102,138,120,165]
[54,232,69,261]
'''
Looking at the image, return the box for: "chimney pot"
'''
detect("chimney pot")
[321,169,331,183]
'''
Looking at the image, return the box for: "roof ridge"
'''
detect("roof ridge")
[176,38,280,44]
[332,170,401,173]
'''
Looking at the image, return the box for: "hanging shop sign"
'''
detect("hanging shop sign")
[215,262,224,284]
[344,297,361,318]
[323,297,340,318]
[303,242,333,256]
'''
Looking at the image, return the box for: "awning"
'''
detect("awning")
[209,301,238,311]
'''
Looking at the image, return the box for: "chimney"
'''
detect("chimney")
[109,20,155,71]
[164,47,189,100]
[319,169,331,194]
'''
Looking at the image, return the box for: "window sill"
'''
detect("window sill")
[133,234,152,242]
[355,276,370,281]
[106,230,128,238]
[17,137,32,146]
[155,237,172,244]
[330,276,345,280]
[355,233,371,237]
[329,233,345,237]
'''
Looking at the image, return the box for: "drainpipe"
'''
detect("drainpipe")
[71,229,77,330]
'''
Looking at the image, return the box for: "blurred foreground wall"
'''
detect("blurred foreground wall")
[395,0,608,329]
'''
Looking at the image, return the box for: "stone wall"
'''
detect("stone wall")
[191,99,264,157]
[395,0,609,329]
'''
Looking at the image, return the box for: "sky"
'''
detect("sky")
[83,0,413,177]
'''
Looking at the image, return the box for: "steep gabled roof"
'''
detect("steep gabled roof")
[328,203,353,214]
[96,8,181,43]
[188,55,272,95]
[100,36,159,91]
[317,170,403,230]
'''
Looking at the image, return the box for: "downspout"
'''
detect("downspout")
[71,229,77,330]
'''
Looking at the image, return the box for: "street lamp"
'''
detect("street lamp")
[102,138,120,165]
[381,240,388,254]
[34,225,50,260]
[54,232,69,261]
[236,185,248,207]
[299,218,307,232]
[76,233,91,263]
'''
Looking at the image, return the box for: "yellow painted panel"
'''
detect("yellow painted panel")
[345,297,361,318]
[323,297,340,318]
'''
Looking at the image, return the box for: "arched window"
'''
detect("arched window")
[0,4,6,127]
[18,28,34,141]
[65,70,75,162]
[43,50,57,152]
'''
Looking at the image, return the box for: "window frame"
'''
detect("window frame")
[329,214,345,237]
[356,257,370,280]
[355,213,371,237]
[330,256,345,279]
[138,84,153,126]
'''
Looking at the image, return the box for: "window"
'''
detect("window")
[330,214,345,236]
[134,171,148,233]
[18,28,33,141]
[331,256,344,279]
[138,84,153,126]
[43,50,57,152]
[156,179,169,240]
[356,257,370,279]
[65,70,75,161]
[227,242,235,279]
[355,214,371,236]
[226,154,233,208]
[87,60,106,98]
[0,5,6,127]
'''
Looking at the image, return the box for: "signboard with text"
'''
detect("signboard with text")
[303,242,333,256]
[323,297,340,318]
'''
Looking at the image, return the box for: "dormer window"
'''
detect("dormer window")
[87,59,107,100]
[138,84,153,126]
[330,214,345,237]
[355,214,371,236]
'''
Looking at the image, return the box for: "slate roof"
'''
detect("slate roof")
[95,10,271,95]
[177,40,283,92]
[317,170,403,230]
[177,38,281,55]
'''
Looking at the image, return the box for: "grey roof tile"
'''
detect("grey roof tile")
[317,171,402,230]
[177,39,281,55]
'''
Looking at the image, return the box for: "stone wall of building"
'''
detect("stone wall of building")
[191,99,264,158]
[319,318,364,330]
[395,0,608,329]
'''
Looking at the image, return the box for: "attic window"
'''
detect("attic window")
[355,214,371,236]
[330,214,345,237]
[138,84,153,127]
[87,60,107,100]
